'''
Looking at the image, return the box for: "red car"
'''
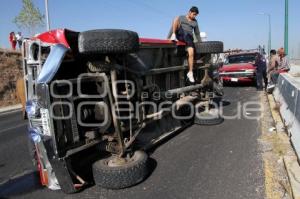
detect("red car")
[219,52,258,84]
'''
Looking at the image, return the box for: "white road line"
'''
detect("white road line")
[0,109,22,116]
[0,123,27,134]
[0,169,35,186]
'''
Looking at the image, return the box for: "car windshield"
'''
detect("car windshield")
[225,54,256,65]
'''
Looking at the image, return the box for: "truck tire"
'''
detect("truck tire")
[92,151,149,189]
[195,41,223,54]
[194,109,224,125]
[78,29,139,55]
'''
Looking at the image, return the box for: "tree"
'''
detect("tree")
[13,0,45,36]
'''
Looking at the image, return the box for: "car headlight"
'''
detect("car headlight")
[245,69,255,73]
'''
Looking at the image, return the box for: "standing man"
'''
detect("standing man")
[9,32,17,50]
[169,6,202,84]
[15,32,23,49]
[255,53,268,91]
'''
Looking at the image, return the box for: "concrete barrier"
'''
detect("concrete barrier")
[273,72,300,159]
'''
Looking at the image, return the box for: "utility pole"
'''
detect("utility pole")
[45,0,50,31]
[284,0,289,55]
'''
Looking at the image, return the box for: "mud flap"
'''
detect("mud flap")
[49,158,79,194]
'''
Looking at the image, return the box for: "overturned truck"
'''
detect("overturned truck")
[21,29,224,193]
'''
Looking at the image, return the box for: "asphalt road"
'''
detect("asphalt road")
[0,87,265,199]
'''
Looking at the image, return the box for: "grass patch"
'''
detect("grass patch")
[260,134,288,157]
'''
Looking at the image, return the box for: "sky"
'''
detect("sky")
[0,0,300,58]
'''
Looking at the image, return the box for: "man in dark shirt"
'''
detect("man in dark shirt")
[255,53,268,91]
[170,6,201,84]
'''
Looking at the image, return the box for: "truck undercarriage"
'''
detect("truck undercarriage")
[21,29,224,193]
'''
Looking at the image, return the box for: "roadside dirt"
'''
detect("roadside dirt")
[0,49,23,107]
[259,92,293,199]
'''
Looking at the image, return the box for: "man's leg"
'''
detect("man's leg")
[256,70,263,90]
[187,47,195,83]
[272,72,279,84]
[187,47,194,72]
[263,70,268,89]
[18,41,22,49]
[12,42,16,50]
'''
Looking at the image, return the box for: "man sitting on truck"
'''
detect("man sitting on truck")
[169,6,202,84]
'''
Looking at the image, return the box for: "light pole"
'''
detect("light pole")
[258,13,271,56]
[45,0,50,31]
[284,0,289,55]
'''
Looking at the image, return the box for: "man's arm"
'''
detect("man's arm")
[194,23,202,42]
[268,57,276,72]
[168,16,180,40]
[172,17,180,34]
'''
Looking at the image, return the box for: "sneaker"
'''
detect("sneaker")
[267,84,275,90]
[266,84,275,94]
[170,33,177,41]
[187,72,195,83]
